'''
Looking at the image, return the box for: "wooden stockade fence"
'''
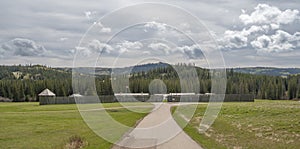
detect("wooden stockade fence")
[167,94,254,102]
[39,94,254,105]
[39,96,114,105]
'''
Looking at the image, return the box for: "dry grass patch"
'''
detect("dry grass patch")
[173,100,300,149]
[64,135,87,149]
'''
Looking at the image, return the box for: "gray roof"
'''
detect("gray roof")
[69,93,82,97]
[38,89,55,96]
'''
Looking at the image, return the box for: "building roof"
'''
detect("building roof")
[169,93,196,96]
[69,93,83,97]
[114,93,149,96]
[38,89,56,96]
[114,93,198,96]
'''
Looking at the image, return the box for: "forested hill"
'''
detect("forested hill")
[0,62,169,80]
[114,62,170,74]
[0,64,300,102]
[233,67,300,77]
[0,65,71,80]
[0,65,72,102]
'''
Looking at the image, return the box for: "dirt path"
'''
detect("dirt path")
[112,103,202,149]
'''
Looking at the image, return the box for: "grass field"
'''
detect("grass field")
[2,100,299,149]
[0,102,152,149]
[172,100,300,149]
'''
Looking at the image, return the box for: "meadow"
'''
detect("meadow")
[1,100,300,149]
[173,100,300,149]
[0,102,152,149]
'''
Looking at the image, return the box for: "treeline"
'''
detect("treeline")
[128,65,300,100]
[128,65,209,93]
[0,64,300,101]
[0,79,72,101]
[0,65,73,101]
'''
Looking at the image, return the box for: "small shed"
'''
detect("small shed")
[39,89,56,105]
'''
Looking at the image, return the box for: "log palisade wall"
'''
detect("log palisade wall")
[39,94,254,105]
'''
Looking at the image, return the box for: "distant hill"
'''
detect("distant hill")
[233,67,300,77]
[64,62,170,76]
[0,65,71,80]
[1,64,300,80]
[112,62,170,74]
[0,62,170,80]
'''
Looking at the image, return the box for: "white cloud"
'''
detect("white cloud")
[292,32,300,47]
[219,25,267,49]
[88,40,113,54]
[96,22,111,33]
[246,25,265,34]
[270,23,279,30]
[176,44,204,59]
[241,9,246,14]
[76,40,113,56]
[239,4,299,26]
[146,42,204,59]
[148,43,171,54]
[116,41,143,53]
[144,21,168,32]
[76,40,143,57]
[251,30,300,53]
[250,35,271,49]
[219,3,300,53]
[179,22,192,33]
[68,49,75,55]
[75,46,91,57]
[1,1,300,67]
[60,37,68,41]
[0,38,50,57]
[142,51,150,55]
[84,11,97,20]
[219,30,248,49]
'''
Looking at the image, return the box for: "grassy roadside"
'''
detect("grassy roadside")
[172,100,300,149]
[0,102,152,149]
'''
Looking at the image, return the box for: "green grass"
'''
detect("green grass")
[172,100,300,149]
[0,102,152,149]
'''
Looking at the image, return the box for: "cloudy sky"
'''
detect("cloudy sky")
[0,0,300,68]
